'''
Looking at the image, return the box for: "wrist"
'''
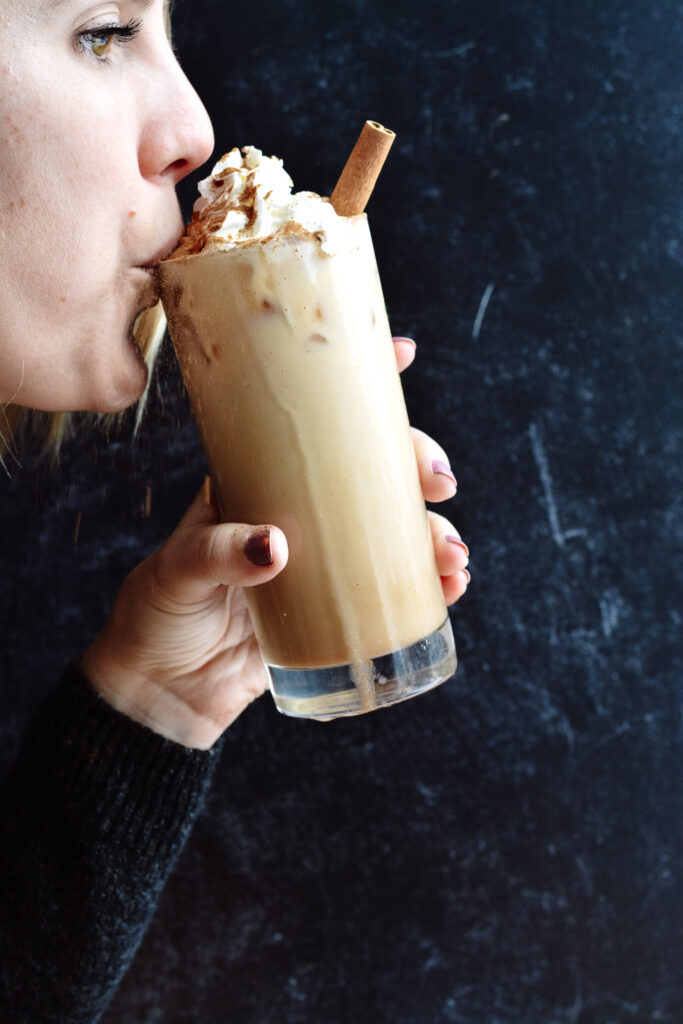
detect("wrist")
[81,642,225,751]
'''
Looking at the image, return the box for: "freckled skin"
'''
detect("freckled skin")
[0,0,213,413]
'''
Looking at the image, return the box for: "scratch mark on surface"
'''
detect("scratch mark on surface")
[529,423,587,548]
[597,991,639,1015]
[595,721,632,749]
[563,528,586,540]
[529,422,565,547]
[599,590,622,637]
[390,33,476,59]
[472,282,495,340]
[575,854,594,896]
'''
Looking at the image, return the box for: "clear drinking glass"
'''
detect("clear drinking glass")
[160,214,456,720]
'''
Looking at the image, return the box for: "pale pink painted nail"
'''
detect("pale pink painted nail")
[460,568,471,584]
[445,536,469,557]
[432,459,457,488]
[392,336,416,348]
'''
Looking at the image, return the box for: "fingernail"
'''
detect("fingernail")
[393,336,416,349]
[432,459,457,488]
[244,528,273,566]
[445,535,469,557]
[460,568,471,585]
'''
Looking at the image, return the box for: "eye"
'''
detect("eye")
[78,20,142,62]
[84,30,114,59]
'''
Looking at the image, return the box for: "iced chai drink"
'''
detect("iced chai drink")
[160,138,456,719]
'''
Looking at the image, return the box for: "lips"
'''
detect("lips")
[130,230,185,334]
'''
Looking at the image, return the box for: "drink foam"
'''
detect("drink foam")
[174,147,344,257]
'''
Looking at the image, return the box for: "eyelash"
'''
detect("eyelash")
[77,19,143,63]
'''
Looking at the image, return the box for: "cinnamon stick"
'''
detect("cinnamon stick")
[330,121,396,217]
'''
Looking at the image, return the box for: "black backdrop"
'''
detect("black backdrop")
[1,1,682,1021]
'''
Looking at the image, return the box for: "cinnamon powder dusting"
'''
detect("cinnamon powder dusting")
[166,150,333,260]
[171,172,260,257]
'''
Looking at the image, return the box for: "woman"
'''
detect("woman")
[0,1,470,1020]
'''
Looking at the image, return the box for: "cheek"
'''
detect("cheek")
[1,126,135,327]
[1,53,136,249]
[0,40,150,410]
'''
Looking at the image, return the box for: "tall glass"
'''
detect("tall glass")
[160,214,456,720]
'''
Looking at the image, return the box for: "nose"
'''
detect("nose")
[138,52,215,186]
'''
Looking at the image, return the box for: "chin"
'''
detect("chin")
[85,346,150,414]
[91,373,149,414]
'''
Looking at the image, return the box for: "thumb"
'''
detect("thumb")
[153,484,289,604]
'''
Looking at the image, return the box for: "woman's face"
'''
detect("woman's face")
[0,0,214,412]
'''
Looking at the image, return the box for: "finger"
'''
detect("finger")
[411,427,457,502]
[392,336,416,373]
[159,522,289,604]
[428,510,469,574]
[428,510,470,605]
[442,567,470,606]
[153,482,289,603]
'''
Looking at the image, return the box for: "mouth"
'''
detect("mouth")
[128,231,184,353]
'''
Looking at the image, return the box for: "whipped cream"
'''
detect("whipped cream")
[176,147,344,257]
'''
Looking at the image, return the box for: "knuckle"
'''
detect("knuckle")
[195,527,224,576]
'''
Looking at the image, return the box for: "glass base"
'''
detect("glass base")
[267,617,456,721]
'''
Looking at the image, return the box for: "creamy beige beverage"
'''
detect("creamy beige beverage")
[160,147,455,717]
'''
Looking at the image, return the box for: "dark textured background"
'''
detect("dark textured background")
[1,0,682,1021]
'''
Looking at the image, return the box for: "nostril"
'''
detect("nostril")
[166,157,189,180]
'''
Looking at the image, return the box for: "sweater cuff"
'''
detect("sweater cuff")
[18,663,223,868]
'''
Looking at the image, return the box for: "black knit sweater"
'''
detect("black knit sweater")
[0,664,222,1023]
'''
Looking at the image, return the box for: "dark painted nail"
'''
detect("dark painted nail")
[244,528,273,567]
[432,459,457,488]
[445,536,469,557]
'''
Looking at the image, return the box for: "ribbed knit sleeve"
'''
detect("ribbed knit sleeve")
[0,664,223,1024]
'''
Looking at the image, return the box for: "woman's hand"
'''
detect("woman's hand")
[392,337,470,606]
[82,337,470,750]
